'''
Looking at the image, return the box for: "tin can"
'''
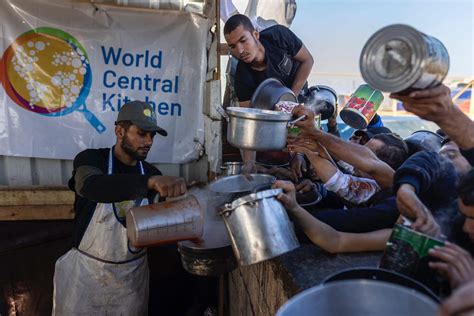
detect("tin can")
[339,84,384,129]
[288,113,321,137]
[379,224,444,277]
[360,24,450,93]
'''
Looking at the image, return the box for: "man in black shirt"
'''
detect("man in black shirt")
[223,14,314,174]
[52,101,186,315]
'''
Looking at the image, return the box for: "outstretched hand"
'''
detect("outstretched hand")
[272,180,299,213]
[396,183,441,237]
[390,84,453,124]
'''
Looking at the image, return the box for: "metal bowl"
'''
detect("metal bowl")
[250,78,297,110]
[276,280,438,316]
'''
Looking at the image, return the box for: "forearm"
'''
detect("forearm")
[291,60,313,95]
[306,155,337,183]
[436,107,474,150]
[290,205,390,253]
[75,166,150,202]
[308,129,394,187]
[289,205,344,253]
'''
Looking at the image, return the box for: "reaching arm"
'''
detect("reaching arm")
[391,84,474,150]
[289,106,394,188]
[291,44,314,96]
[273,180,390,253]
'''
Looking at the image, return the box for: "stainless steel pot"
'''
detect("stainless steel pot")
[404,130,444,156]
[276,280,438,316]
[221,188,299,266]
[305,85,337,120]
[208,174,276,218]
[220,162,244,176]
[250,78,297,110]
[224,107,303,151]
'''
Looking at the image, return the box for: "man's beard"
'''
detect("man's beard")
[121,133,148,161]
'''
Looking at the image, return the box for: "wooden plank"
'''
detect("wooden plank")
[0,204,74,220]
[0,186,74,206]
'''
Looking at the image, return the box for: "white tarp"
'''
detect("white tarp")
[0,0,207,163]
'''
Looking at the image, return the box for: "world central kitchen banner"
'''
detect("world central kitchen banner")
[0,0,207,163]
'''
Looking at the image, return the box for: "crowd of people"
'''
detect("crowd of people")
[224,13,474,315]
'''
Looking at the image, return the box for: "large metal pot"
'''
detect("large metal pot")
[305,85,337,120]
[323,267,440,303]
[404,130,444,156]
[219,162,244,176]
[178,219,237,276]
[250,78,297,110]
[221,188,299,266]
[225,107,299,151]
[276,280,438,316]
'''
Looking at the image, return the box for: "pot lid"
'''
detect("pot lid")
[226,107,293,121]
[208,174,276,194]
[227,188,283,211]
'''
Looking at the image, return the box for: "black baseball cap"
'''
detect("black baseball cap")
[116,101,167,136]
[354,126,392,139]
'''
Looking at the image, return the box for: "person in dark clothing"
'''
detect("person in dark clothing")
[223,14,314,175]
[52,101,187,315]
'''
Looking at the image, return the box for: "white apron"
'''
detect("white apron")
[53,148,149,315]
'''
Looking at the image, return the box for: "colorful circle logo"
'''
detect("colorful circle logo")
[0,27,106,133]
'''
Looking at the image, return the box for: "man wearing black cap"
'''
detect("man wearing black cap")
[52,101,186,315]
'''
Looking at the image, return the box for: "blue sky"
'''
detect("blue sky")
[291,0,473,79]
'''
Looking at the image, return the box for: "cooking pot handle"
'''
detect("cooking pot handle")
[251,183,273,193]
[215,105,229,121]
[288,114,307,127]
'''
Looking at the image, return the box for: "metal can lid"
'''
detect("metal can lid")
[360,24,426,92]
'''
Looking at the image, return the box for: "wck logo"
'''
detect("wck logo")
[0,27,106,133]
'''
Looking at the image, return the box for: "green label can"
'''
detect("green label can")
[379,224,445,277]
[339,84,384,130]
[287,113,321,137]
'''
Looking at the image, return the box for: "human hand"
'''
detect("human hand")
[290,153,307,182]
[272,180,299,212]
[292,105,318,135]
[396,183,441,237]
[390,85,454,124]
[147,175,187,198]
[429,242,474,289]
[295,179,315,193]
[438,278,474,316]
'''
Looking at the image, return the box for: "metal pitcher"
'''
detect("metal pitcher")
[221,188,299,266]
[127,195,204,248]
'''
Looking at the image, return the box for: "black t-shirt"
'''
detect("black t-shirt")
[234,25,303,102]
[68,148,162,247]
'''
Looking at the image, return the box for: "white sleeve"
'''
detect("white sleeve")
[324,169,381,205]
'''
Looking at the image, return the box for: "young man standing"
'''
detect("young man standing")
[224,14,314,174]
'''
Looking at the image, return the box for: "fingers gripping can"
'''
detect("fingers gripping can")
[360,24,450,93]
[275,101,321,137]
[379,224,444,277]
[339,84,383,129]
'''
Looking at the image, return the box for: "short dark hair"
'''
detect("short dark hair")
[224,14,255,35]
[458,168,474,206]
[372,133,409,170]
